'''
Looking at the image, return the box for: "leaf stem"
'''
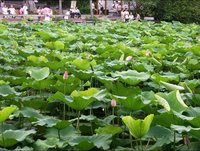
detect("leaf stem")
[1,122,5,147]
[112,107,115,125]
[58,129,61,140]
[63,81,66,120]
[173,130,176,151]
[76,110,81,131]
[140,138,143,151]
[129,132,133,148]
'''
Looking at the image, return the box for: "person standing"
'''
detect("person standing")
[0,1,5,13]
[22,3,28,15]
[98,0,104,15]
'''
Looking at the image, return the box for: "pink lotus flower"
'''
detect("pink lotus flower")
[145,50,151,57]
[126,56,133,61]
[183,135,190,145]
[111,99,117,107]
[63,71,68,80]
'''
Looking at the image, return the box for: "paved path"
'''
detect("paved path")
[0,14,120,23]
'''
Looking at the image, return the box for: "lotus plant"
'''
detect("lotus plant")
[111,99,117,125]
[63,71,69,120]
[122,114,154,150]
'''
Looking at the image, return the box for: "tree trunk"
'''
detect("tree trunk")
[90,0,94,19]
[59,0,62,14]
[27,0,37,13]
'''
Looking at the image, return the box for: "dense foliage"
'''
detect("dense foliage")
[0,20,200,150]
[136,0,200,24]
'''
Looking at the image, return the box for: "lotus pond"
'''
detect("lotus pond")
[0,20,200,151]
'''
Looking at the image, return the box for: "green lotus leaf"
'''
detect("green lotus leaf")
[184,79,200,89]
[111,70,150,85]
[95,125,122,136]
[0,129,36,147]
[178,142,200,151]
[0,105,18,123]
[71,69,93,80]
[79,115,97,122]
[66,96,96,111]
[72,58,96,70]
[155,94,171,112]
[97,115,116,126]
[37,30,58,40]
[168,90,188,112]
[45,41,54,49]
[0,85,21,97]
[122,114,154,138]
[153,112,184,127]
[111,82,141,97]
[27,67,50,81]
[189,115,200,127]
[27,55,48,64]
[156,91,188,113]
[191,44,200,56]
[114,95,145,111]
[71,88,99,98]
[68,136,94,150]
[54,41,65,50]
[160,81,184,91]
[146,125,175,150]
[54,120,71,130]
[151,57,162,66]
[33,116,59,127]
[45,125,78,140]
[34,137,61,150]
[48,90,97,110]
[105,60,125,70]
[151,73,179,83]
[69,134,112,150]
[171,124,200,133]
[133,62,154,72]
[0,80,9,85]
[141,91,155,104]
[17,107,43,120]
[0,24,7,34]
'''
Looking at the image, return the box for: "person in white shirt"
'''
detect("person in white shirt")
[22,3,28,15]
[135,13,141,21]
[98,0,103,15]
[129,12,134,20]
[123,8,129,22]
[74,7,81,18]
[2,5,8,18]
[64,10,70,20]
[8,5,16,15]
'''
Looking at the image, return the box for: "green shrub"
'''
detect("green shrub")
[136,0,200,24]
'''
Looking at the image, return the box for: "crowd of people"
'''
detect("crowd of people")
[0,0,140,22]
[0,1,29,18]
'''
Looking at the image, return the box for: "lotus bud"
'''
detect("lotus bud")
[145,50,151,57]
[111,99,117,107]
[63,71,69,80]
[126,56,133,61]
[183,135,190,145]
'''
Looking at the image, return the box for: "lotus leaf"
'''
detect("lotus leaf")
[0,129,36,147]
[160,81,184,91]
[0,106,18,123]
[122,114,154,138]
[111,70,150,85]
[95,125,122,136]
[54,41,65,50]
[72,58,96,70]
[27,67,50,81]
[0,85,21,97]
